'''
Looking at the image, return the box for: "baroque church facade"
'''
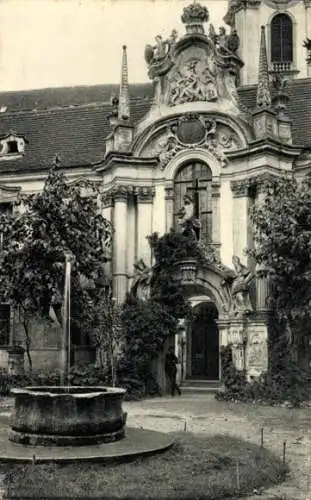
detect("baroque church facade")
[0,0,310,384]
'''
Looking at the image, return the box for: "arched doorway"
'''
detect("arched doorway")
[187,301,219,380]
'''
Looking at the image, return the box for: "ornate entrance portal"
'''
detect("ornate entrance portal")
[188,302,219,380]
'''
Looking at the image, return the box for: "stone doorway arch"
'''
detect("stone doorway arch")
[173,258,233,383]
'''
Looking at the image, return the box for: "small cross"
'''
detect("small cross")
[187,178,205,219]
[186,177,205,239]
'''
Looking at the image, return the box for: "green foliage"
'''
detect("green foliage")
[216,343,311,407]
[120,294,177,385]
[148,230,194,319]
[148,229,204,268]
[0,166,111,368]
[119,230,196,393]
[238,174,311,403]
[0,366,147,401]
[248,175,311,332]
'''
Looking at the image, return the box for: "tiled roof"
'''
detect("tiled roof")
[0,78,309,173]
[237,78,311,147]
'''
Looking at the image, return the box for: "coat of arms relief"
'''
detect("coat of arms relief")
[140,114,241,169]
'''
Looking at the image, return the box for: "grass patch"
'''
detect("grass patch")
[2,432,287,499]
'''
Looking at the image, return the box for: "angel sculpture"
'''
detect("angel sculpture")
[131,259,153,301]
[230,256,254,316]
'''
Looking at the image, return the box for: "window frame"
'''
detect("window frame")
[268,11,296,74]
[173,161,213,244]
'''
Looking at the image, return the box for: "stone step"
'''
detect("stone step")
[180,380,223,393]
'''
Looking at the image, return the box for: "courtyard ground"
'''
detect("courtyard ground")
[0,393,310,499]
[123,393,311,500]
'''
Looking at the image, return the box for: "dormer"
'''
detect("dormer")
[0,133,27,160]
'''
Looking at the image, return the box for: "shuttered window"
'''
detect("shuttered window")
[174,162,213,244]
[271,13,293,63]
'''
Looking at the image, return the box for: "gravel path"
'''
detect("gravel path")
[124,395,311,500]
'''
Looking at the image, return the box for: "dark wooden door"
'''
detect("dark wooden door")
[191,306,219,379]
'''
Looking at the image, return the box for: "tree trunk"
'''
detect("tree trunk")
[23,320,32,372]
[109,340,116,387]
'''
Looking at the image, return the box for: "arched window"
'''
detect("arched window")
[174,161,212,243]
[270,13,293,69]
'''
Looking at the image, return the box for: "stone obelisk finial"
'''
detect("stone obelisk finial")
[118,45,130,121]
[256,26,272,109]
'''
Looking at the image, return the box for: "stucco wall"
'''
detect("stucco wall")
[237,2,311,85]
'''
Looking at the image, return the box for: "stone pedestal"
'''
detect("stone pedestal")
[245,320,268,380]
[227,319,247,372]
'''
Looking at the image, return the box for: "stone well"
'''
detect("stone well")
[9,386,127,446]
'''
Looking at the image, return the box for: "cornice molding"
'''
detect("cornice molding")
[226,139,302,161]
[96,153,158,173]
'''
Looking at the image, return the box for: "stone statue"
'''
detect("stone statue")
[273,73,288,93]
[144,30,178,66]
[131,259,153,301]
[102,219,114,258]
[177,194,201,240]
[230,255,254,316]
[217,27,240,55]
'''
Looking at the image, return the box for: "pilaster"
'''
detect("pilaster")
[231,179,249,258]
[217,318,230,381]
[255,264,271,314]
[112,185,131,303]
[101,191,114,276]
[164,186,174,233]
[134,186,155,266]
[211,183,221,245]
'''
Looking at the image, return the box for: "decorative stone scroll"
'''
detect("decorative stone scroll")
[231,173,278,198]
[145,115,238,170]
[111,185,132,202]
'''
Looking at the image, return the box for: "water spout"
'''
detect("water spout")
[60,250,73,388]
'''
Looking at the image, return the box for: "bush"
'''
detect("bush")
[216,345,311,407]
[0,363,160,402]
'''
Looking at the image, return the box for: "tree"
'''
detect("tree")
[0,165,111,370]
[248,174,311,359]
[85,288,123,386]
